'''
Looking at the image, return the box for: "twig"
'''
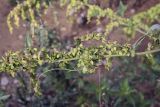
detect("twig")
[98,69,102,107]
[38,68,78,80]
[136,48,160,56]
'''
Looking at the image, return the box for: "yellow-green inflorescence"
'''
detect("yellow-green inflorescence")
[4,0,160,94]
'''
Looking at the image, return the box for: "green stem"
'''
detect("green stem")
[52,57,78,63]
[105,48,160,57]
[136,48,160,55]
[36,48,160,82]
[51,48,160,63]
[135,28,147,35]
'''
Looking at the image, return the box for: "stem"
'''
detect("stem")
[133,35,146,49]
[38,68,78,80]
[98,70,102,107]
[102,48,160,58]
[136,48,160,56]
[52,57,78,63]
[135,28,147,35]
[133,28,149,49]
[105,54,128,57]
[51,48,160,64]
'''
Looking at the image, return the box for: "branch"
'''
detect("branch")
[136,48,160,56]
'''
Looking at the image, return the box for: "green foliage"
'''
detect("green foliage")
[25,26,61,48]
[0,90,10,107]
[58,0,160,37]
[18,63,100,107]
[7,0,52,33]
[117,1,127,17]
[7,0,160,37]
[103,58,156,107]
[0,34,133,74]
[1,0,160,106]
[25,32,33,48]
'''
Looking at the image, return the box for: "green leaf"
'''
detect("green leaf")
[114,98,122,107]
[119,79,131,96]
[25,32,33,48]
[117,1,127,16]
[0,95,10,101]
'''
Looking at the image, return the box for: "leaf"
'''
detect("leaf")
[0,95,10,101]
[120,79,131,96]
[117,1,127,16]
[128,97,136,107]
[82,66,88,73]
[25,32,33,48]
[114,98,122,107]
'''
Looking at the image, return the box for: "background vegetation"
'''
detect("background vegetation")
[0,0,160,107]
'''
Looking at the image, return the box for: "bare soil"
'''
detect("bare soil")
[0,0,27,56]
